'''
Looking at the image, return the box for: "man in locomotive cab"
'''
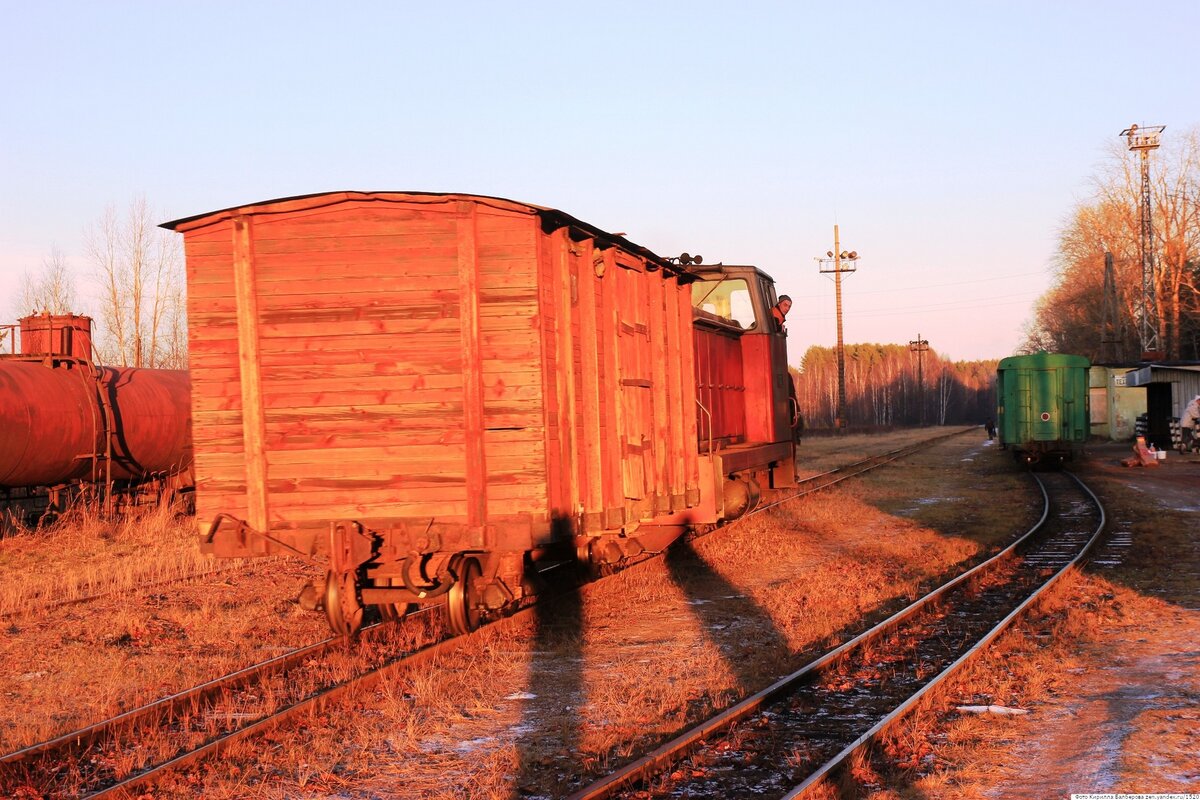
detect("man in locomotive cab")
[771,295,792,333]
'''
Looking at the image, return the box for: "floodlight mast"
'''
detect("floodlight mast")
[816,225,859,429]
[1121,123,1165,357]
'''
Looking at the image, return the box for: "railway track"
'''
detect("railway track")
[0,429,967,798]
[568,469,1105,799]
[773,427,971,505]
[0,608,453,798]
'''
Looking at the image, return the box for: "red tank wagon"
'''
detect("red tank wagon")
[163,192,797,635]
[0,313,193,519]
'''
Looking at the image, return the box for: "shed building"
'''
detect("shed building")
[1122,363,1200,449]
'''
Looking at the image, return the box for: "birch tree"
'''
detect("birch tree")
[85,197,187,368]
[15,247,77,317]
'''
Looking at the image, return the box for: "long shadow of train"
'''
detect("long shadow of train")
[508,523,981,798]
[512,536,795,798]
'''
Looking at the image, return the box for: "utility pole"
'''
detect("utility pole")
[1120,123,1165,358]
[1100,251,1123,363]
[909,333,929,426]
[816,226,859,429]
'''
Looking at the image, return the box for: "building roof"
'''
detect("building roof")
[1123,363,1200,386]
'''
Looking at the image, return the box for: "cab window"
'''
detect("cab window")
[692,278,756,329]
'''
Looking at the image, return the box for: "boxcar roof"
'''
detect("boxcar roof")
[997,352,1091,370]
[160,190,684,276]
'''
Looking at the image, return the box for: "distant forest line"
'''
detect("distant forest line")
[794,344,996,428]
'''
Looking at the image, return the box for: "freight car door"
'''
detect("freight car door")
[614,260,653,502]
[1033,368,1058,441]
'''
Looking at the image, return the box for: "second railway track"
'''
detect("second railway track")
[571,469,1106,800]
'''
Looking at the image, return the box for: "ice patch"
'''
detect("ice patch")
[504,691,537,701]
[454,737,496,753]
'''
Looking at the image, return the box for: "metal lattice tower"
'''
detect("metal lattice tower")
[1121,124,1165,356]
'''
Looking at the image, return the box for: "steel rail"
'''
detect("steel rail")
[81,576,568,799]
[0,602,441,769]
[759,427,974,513]
[569,468,1101,800]
[783,469,1106,799]
[8,428,969,796]
[0,618,392,766]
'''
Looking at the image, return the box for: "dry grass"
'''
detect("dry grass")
[150,432,1038,798]
[0,502,330,754]
[0,500,238,617]
[4,430,1063,798]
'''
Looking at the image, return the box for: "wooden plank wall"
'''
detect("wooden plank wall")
[182,195,706,543]
[543,236,700,533]
[184,220,250,533]
[183,198,546,534]
[475,210,547,518]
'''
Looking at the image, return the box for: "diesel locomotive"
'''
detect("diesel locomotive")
[163,191,800,636]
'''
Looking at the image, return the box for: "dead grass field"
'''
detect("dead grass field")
[0,505,329,751]
[132,429,1049,799]
[29,432,1184,799]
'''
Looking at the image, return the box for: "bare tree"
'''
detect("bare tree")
[14,246,78,317]
[1026,128,1200,360]
[85,197,187,368]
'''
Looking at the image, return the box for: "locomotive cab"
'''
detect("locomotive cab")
[688,265,798,520]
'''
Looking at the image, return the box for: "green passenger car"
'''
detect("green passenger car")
[996,352,1091,464]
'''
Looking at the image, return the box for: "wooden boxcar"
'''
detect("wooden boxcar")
[996,352,1090,464]
[164,192,796,634]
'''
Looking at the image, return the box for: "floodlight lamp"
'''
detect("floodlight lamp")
[826,250,834,257]
[848,251,858,260]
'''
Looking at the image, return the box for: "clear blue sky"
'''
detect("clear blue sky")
[3,1,1197,364]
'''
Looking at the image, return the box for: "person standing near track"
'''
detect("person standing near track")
[1181,394,1200,452]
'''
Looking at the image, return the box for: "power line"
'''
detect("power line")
[787,269,1047,299]
[792,292,1040,320]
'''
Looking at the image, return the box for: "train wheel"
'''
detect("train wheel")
[323,570,364,637]
[374,576,413,622]
[447,556,483,635]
